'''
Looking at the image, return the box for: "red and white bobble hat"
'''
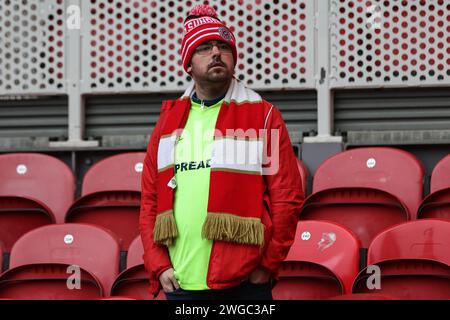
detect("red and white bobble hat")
[181,5,237,73]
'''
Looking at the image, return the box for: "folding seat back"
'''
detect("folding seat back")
[417,188,450,220]
[8,223,121,295]
[300,147,423,248]
[417,155,450,220]
[111,265,159,300]
[0,263,103,300]
[127,235,145,269]
[65,153,145,250]
[272,221,360,299]
[0,153,74,251]
[81,152,146,196]
[429,154,450,194]
[367,219,450,266]
[0,153,76,223]
[297,158,309,196]
[65,191,140,250]
[313,147,424,218]
[0,196,55,253]
[300,188,409,248]
[110,235,165,300]
[353,220,450,299]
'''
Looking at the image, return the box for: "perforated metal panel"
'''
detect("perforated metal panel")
[0,0,66,94]
[81,0,315,93]
[330,0,450,88]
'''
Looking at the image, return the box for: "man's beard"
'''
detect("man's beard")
[192,59,233,84]
[204,67,231,83]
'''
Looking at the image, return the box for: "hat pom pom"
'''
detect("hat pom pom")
[189,4,218,18]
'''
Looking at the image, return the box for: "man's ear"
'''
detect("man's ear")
[187,64,192,73]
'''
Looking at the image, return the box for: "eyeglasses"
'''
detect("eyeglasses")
[194,42,232,55]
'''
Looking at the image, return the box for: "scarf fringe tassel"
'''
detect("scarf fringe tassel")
[202,213,264,247]
[153,211,178,246]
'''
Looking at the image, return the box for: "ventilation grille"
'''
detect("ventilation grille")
[0,96,68,139]
[85,91,317,144]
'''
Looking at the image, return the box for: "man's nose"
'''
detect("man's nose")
[211,45,221,55]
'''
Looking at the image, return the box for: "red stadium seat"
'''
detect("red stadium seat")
[65,153,145,250]
[429,154,450,194]
[0,153,75,223]
[0,196,55,253]
[81,152,145,196]
[353,219,450,299]
[66,191,140,251]
[272,221,360,299]
[418,188,450,220]
[417,154,450,220]
[0,153,75,251]
[5,223,121,297]
[110,235,165,300]
[299,147,424,248]
[296,158,309,196]
[0,263,103,300]
[311,148,424,215]
[300,188,408,248]
[111,265,156,300]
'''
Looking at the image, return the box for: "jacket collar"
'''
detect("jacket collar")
[180,78,262,105]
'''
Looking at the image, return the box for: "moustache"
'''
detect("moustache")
[208,61,226,69]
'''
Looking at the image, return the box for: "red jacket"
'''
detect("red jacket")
[139,79,304,296]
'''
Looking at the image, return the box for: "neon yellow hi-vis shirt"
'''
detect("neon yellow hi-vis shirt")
[168,98,222,290]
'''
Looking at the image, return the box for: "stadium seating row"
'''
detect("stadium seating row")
[1,148,449,254]
[275,219,450,300]
[0,148,449,299]
[0,152,144,253]
[0,219,448,300]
